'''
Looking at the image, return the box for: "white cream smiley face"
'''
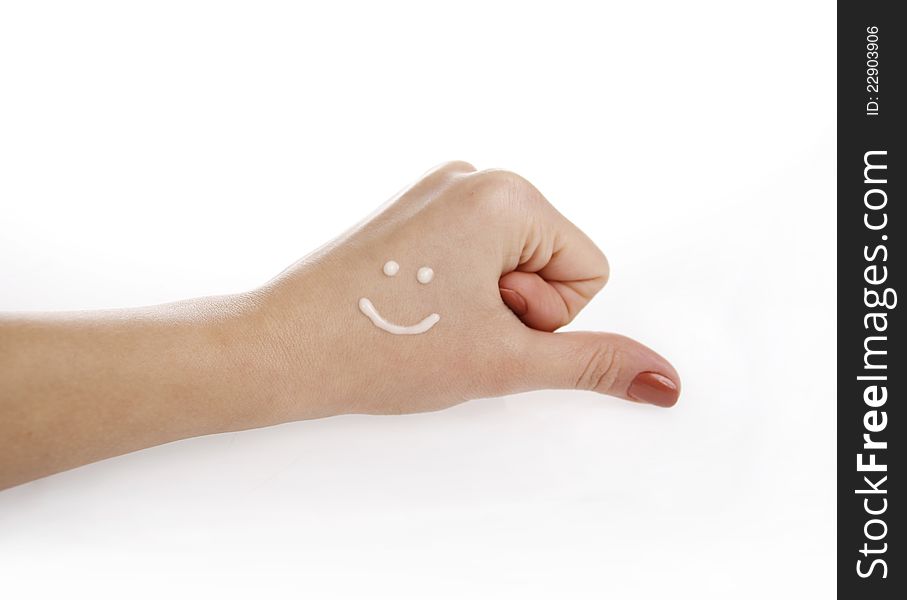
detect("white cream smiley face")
[358,260,440,335]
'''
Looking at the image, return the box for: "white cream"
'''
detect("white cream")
[359,297,440,335]
[416,266,434,284]
[383,260,399,276]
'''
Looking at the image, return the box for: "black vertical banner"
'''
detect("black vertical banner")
[839,1,905,596]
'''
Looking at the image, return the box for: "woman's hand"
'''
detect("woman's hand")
[245,161,680,424]
[0,161,679,489]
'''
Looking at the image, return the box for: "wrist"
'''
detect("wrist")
[207,277,343,432]
[193,291,292,433]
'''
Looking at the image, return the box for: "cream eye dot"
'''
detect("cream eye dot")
[417,266,434,284]
[359,260,440,335]
[383,260,400,276]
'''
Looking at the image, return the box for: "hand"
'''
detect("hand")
[247,161,680,423]
[0,161,680,488]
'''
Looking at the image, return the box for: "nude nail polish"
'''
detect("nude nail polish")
[627,372,679,407]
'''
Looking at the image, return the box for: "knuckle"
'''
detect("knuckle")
[473,168,525,192]
[575,344,620,393]
[598,253,611,287]
[457,168,536,211]
[419,161,477,189]
[422,161,477,187]
[437,160,477,174]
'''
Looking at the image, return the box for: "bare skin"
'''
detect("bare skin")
[0,162,680,490]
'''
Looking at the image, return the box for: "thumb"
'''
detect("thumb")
[513,330,681,407]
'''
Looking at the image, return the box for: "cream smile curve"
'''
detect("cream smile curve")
[358,297,440,335]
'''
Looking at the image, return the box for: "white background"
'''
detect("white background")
[0,1,835,598]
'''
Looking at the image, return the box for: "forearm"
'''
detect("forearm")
[0,293,277,489]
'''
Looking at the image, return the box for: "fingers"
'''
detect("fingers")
[512,329,681,407]
[499,271,572,332]
[463,169,677,405]
[491,174,609,330]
